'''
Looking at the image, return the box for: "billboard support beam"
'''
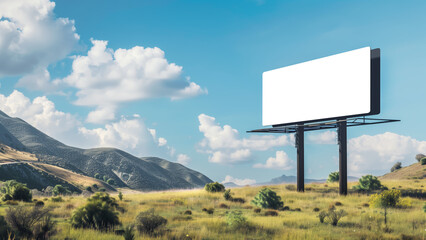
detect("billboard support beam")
[295,125,304,192]
[338,119,347,195]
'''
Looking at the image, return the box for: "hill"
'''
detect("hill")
[379,162,425,180]
[0,110,212,191]
[261,174,359,185]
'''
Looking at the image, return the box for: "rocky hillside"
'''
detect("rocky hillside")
[0,110,212,191]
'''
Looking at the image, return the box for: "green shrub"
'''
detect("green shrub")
[231,197,246,204]
[1,180,32,202]
[390,162,402,172]
[118,192,123,201]
[369,189,401,224]
[313,207,320,212]
[285,185,296,191]
[94,173,100,179]
[254,208,261,213]
[85,186,92,192]
[326,208,347,226]
[226,210,247,229]
[318,211,327,223]
[103,176,108,182]
[219,203,229,209]
[123,225,135,240]
[421,157,426,165]
[204,182,225,193]
[264,210,278,216]
[327,171,339,183]
[71,192,120,230]
[423,202,426,213]
[5,206,55,239]
[183,210,192,215]
[135,208,167,235]
[51,196,63,202]
[107,178,115,185]
[0,216,10,240]
[415,154,425,162]
[224,189,232,201]
[206,208,214,214]
[52,185,71,196]
[35,201,45,207]
[353,175,386,191]
[251,188,283,210]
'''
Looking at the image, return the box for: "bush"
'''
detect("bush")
[5,205,55,239]
[318,211,327,223]
[135,208,167,235]
[1,180,32,202]
[423,202,426,213]
[206,208,214,214]
[123,225,135,240]
[254,208,261,213]
[204,182,225,193]
[71,192,120,230]
[183,210,192,215]
[51,196,63,202]
[94,173,101,179]
[313,207,320,212]
[415,154,425,162]
[107,178,115,185]
[369,189,401,224]
[52,185,71,196]
[421,157,426,165]
[285,185,296,191]
[231,197,246,204]
[327,171,339,183]
[224,189,232,201]
[353,175,386,191]
[326,208,347,226]
[35,201,45,207]
[0,216,10,240]
[390,162,402,172]
[226,211,247,229]
[335,201,343,206]
[219,203,229,209]
[264,210,278,216]
[118,192,123,201]
[251,188,283,210]
[103,176,108,182]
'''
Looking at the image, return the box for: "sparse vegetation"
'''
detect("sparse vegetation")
[52,184,71,196]
[390,162,402,172]
[204,182,225,193]
[251,188,283,210]
[327,171,339,182]
[325,207,347,226]
[369,189,402,224]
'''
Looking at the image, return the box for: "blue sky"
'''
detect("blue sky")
[0,0,425,185]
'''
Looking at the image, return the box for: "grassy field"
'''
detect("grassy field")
[0,179,424,240]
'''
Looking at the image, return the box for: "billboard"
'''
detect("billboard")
[262,47,380,126]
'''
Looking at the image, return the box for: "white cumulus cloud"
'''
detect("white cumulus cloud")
[63,39,206,123]
[198,114,293,164]
[222,175,256,186]
[348,132,426,176]
[0,0,79,88]
[308,131,337,144]
[253,150,295,170]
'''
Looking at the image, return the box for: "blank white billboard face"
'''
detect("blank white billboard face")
[263,47,372,126]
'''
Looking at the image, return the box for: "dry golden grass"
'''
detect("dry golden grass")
[0,144,37,162]
[0,179,424,240]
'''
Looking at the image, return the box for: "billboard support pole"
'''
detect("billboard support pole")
[296,124,304,192]
[338,119,347,195]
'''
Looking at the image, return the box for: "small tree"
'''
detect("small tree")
[415,153,425,162]
[251,188,283,210]
[224,189,232,201]
[421,157,426,165]
[326,207,347,226]
[118,192,123,201]
[135,208,167,235]
[94,173,100,179]
[369,189,401,224]
[390,162,402,172]
[353,175,386,191]
[204,182,225,193]
[327,171,339,183]
[103,176,108,182]
[1,180,32,202]
[52,185,71,196]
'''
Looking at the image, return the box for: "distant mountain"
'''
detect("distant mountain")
[0,110,212,191]
[379,162,425,180]
[223,182,240,188]
[261,174,359,185]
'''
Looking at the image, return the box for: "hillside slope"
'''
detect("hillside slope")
[379,162,425,180]
[0,110,212,191]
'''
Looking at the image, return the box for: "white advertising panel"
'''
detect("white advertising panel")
[263,47,372,126]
